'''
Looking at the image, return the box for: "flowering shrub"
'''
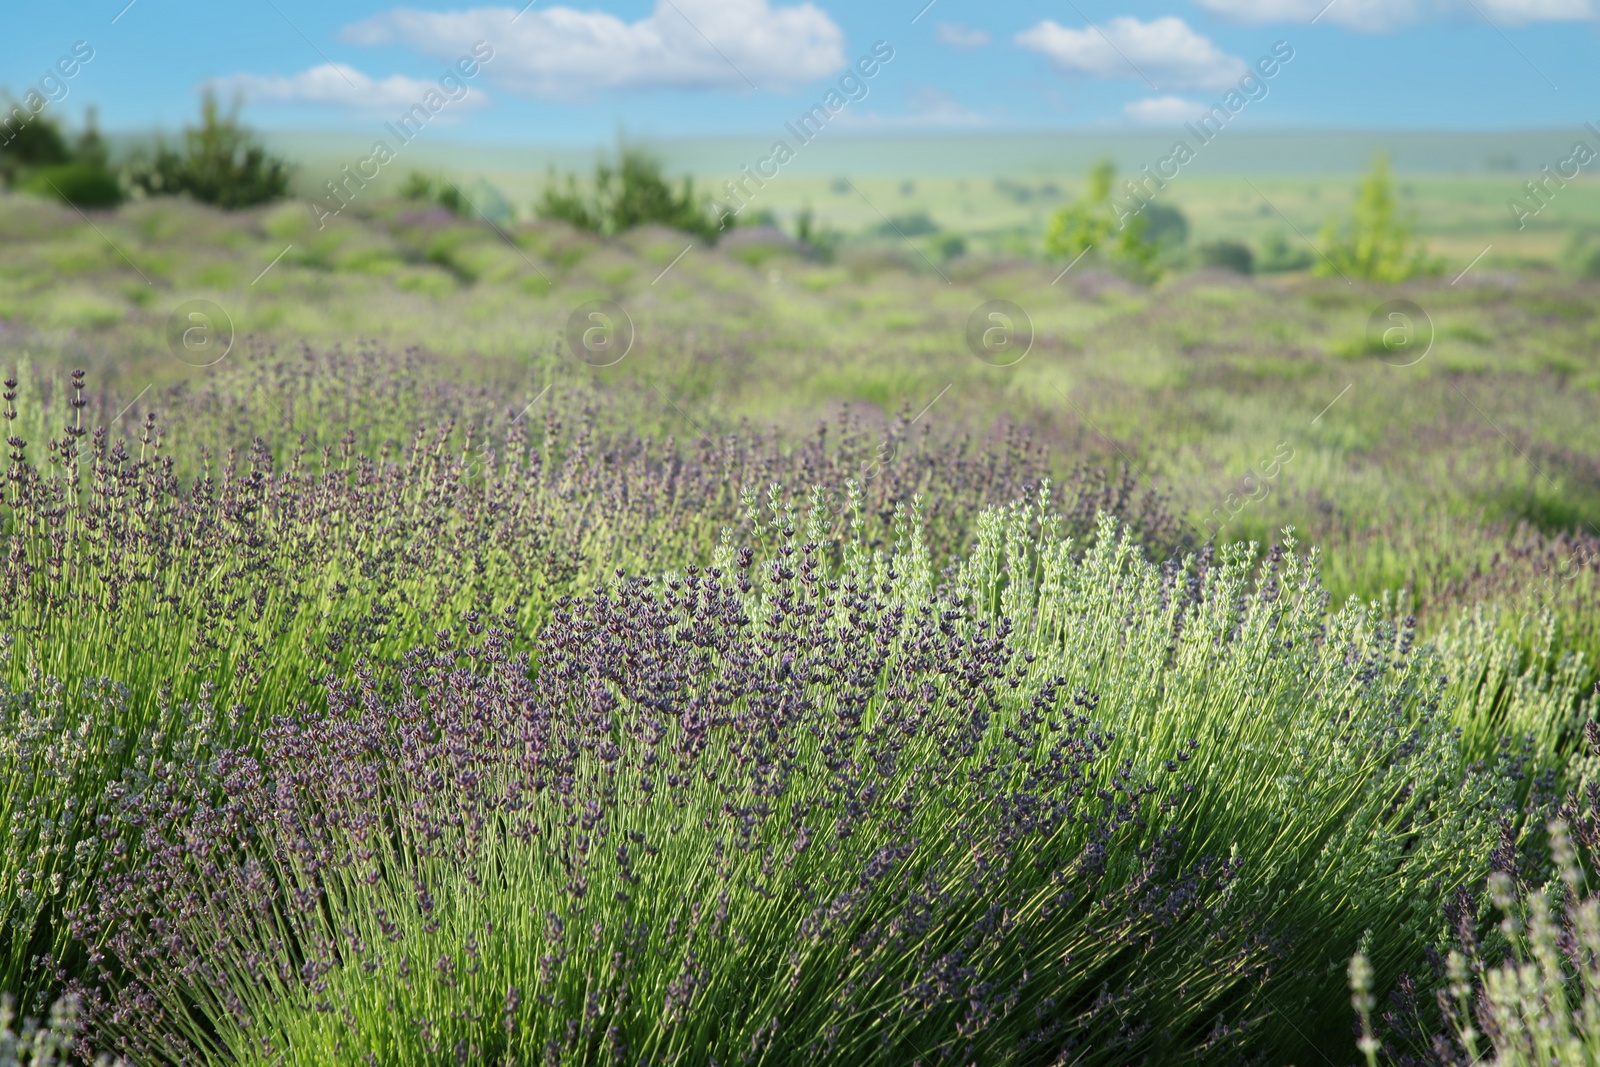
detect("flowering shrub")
[77,536,1227,1066]
[0,359,1174,1032]
[1349,730,1600,1066]
[949,495,1547,1058]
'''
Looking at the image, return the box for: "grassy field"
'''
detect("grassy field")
[2,145,1600,1064]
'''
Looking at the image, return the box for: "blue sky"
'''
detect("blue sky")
[4,0,1600,143]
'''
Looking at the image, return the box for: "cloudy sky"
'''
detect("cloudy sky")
[5,0,1599,141]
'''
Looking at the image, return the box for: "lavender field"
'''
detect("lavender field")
[6,5,1600,1065]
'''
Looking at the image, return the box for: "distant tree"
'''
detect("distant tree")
[0,108,71,180]
[792,204,839,260]
[1315,155,1439,281]
[1142,202,1188,248]
[126,91,292,209]
[399,170,436,201]
[1561,231,1600,279]
[74,107,109,168]
[535,170,604,232]
[1256,232,1313,273]
[535,149,716,240]
[397,170,475,217]
[2,106,122,208]
[1044,160,1175,278]
[795,204,817,244]
[1198,239,1254,274]
[21,162,122,209]
[601,150,716,239]
[874,211,938,237]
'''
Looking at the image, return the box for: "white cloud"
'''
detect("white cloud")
[936,22,990,47]
[341,0,845,98]
[1015,16,1248,90]
[1196,0,1595,30]
[205,64,485,112]
[1123,95,1204,124]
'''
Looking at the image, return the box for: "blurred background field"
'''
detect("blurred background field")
[3,124,1599,637]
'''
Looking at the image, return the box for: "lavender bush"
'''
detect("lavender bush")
[1352,737,1600,1066]
[950,495,1555,1058]
[77,534,1228,1066]
[0,361,1174,1028]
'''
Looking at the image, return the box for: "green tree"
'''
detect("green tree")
[126,91,292,209]
[1044,160,1167,276]
[1316,155,1438,281]
[2,107,122,208]
[535,149,716,240]
[0,106,71,187]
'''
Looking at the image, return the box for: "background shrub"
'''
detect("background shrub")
[0,108,71,186]
[1256,231,1314,272]
[1,109,120,208]
[124,92,291,209]
[536,149,717,240]
[1197,238,1254,274]
[19,164,121,209]
[1560,230,1600,279]
[1316,154,1439,281]
[1044,160,1184,279]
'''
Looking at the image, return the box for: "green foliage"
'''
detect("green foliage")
[534,169,603,232]
[1353,811,1600,1066]
[1316,155,1439,281]
[0,111,70,181]
[397,170,471,217]
[958,502,1539,1060]
[1141,201,1188,248]
[1256,231,1314,272]
[125,91,291,209]
[20,164,121,209]
[1197,238,1254,274]
[536,149,717,240]
[793,204,840,260]
[875,211,939,237]
[734,207,778,228]
[0,108,119,207]
[1043,160,1168,278]
[398,169,434,201]
[71,110,108,171]
[1560,230,1600,279]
